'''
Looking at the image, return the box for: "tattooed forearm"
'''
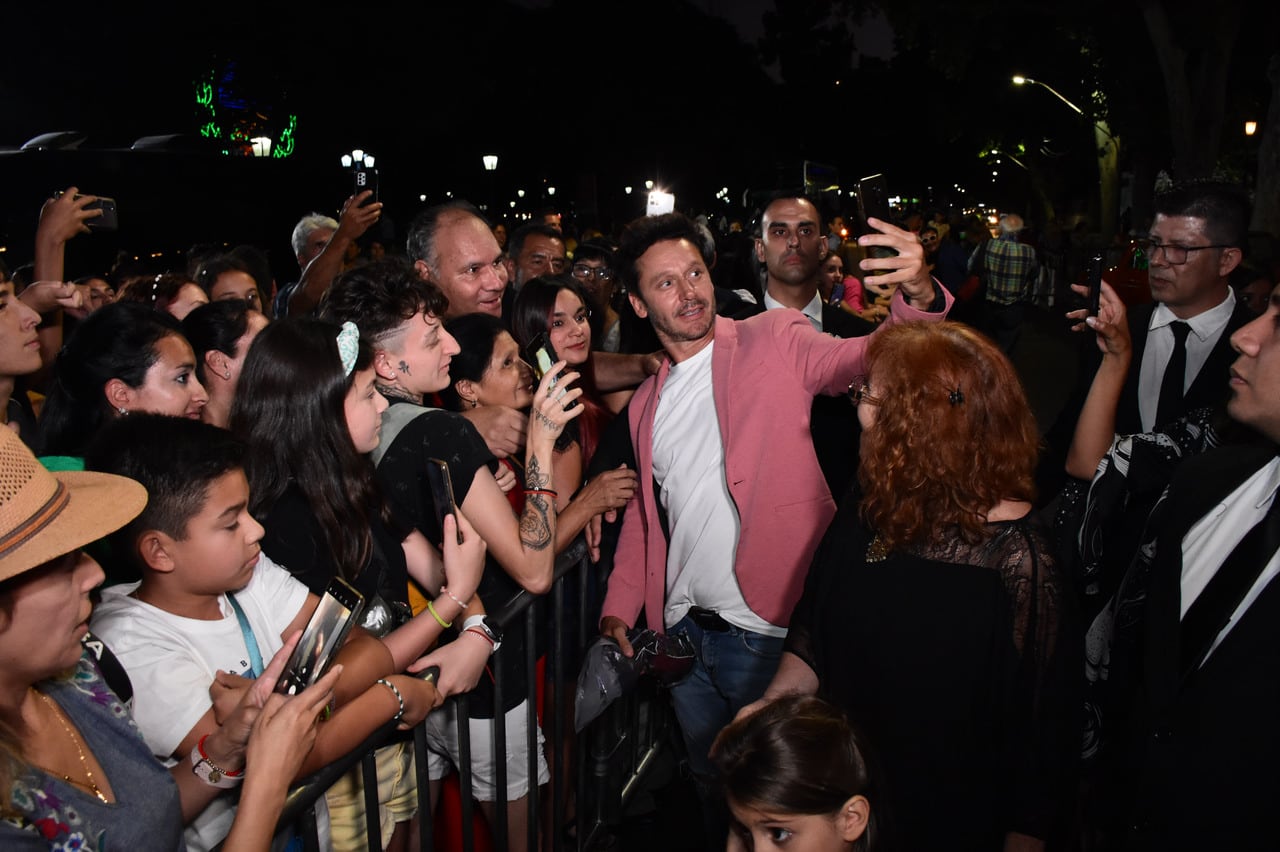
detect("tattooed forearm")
[520,456,553,551]
[520,493,553,551]
[525,457,550,491]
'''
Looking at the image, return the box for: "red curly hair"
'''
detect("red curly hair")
[856,321,1040,552]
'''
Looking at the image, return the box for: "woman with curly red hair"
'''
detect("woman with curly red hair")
[740,321,1081,852]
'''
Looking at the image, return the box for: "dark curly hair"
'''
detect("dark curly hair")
[321,256,449,341]
[857,321,1039,552]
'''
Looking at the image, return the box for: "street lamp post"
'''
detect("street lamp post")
[1013,74,1120,238]
[483,154,498,213]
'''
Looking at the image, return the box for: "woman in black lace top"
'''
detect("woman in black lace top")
[744,322,1082,852]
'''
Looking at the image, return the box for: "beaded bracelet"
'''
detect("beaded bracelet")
[440,585,469,609]
[376,678,405,722]
[426,599,452,628]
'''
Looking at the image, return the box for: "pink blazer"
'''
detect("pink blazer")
[602,286,952,634]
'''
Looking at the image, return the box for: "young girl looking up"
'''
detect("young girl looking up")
[715,694,878,852]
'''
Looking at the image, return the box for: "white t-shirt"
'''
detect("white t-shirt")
[91,553,312,852]
[652,342,783,637]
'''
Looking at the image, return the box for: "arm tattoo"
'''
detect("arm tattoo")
[533,408,559,432]
[520,456,552,550]
[525,457,550,491]
[520,493,553,551]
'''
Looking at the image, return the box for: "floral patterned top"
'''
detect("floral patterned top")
[1,649,184,851]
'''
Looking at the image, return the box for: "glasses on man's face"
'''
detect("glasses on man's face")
[572,264,613,282]
[848,376,882,406]
[1135,238,1232,266]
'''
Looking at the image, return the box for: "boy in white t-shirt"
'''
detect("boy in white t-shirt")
[87,415,441,852]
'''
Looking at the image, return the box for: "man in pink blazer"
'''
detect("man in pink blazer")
[596,211,952,847]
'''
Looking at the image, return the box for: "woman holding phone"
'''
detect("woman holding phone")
[441,310,636,556]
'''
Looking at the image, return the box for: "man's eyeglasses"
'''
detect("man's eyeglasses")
[1136,238,1233,266]
[848,377,882,406]
[572,264,613,282]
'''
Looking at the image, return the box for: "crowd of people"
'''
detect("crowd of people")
[2,175,1279,852]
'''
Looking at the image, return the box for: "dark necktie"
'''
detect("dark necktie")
[1180,483,1280,678]
[1155,321,1192,430]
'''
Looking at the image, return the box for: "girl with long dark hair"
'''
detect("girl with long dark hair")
[231,317,486,850]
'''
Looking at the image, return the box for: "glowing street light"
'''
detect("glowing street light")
[1245,121,1258,136]
[1012,75,1083,115]
[483,154,499,171]
[1013,72,1118,237]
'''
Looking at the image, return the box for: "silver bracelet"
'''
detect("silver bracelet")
[376,677,404,722]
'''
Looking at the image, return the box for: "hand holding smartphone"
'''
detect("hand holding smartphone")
[524,333,557,381]
[856,174,896,260]
[275,578,364,695]
[52,190,118,231]
[354,167,379,206]
[426,458,463,545]
[1086,253,1104,316]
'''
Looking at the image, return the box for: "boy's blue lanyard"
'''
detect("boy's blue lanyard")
[227,593,303,852]
[227,594,265,678]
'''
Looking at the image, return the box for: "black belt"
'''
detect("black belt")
[687,606,731,632]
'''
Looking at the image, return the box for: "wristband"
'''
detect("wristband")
[440,585,470,609]
[191,734,244,788]
[462,614,503,654]
[426,599,452,628]
[376,678,405,722]
[524,488,558,500]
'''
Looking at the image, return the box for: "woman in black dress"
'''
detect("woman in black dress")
[747,321,1081,852]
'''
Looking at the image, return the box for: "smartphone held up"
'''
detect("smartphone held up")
[855,174,897,260]
[275,577,364,696]
[1086,253,1104,317]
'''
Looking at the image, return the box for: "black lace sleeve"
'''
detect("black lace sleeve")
[987,520,1084,840]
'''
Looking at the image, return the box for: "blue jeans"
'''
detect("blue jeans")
[666,614,785,779]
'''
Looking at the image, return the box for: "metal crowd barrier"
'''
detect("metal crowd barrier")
[231,535,680,852]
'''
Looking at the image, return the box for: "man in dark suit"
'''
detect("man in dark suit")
[1112,280,1280,849]
[1114,181,1252,435]
[737,192,879,499]
[1037,182,1253,501]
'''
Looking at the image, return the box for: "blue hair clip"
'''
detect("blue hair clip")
[337,322,360,376]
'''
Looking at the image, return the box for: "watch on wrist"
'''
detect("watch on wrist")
[462,614,503,654]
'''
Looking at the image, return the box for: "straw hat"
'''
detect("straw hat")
[0,427,147,582]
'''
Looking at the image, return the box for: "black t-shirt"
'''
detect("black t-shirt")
[259,482,412,608]
[376,405,494,544]
[375,401,529,716]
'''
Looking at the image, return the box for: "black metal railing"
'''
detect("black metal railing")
[233,536,677,852]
